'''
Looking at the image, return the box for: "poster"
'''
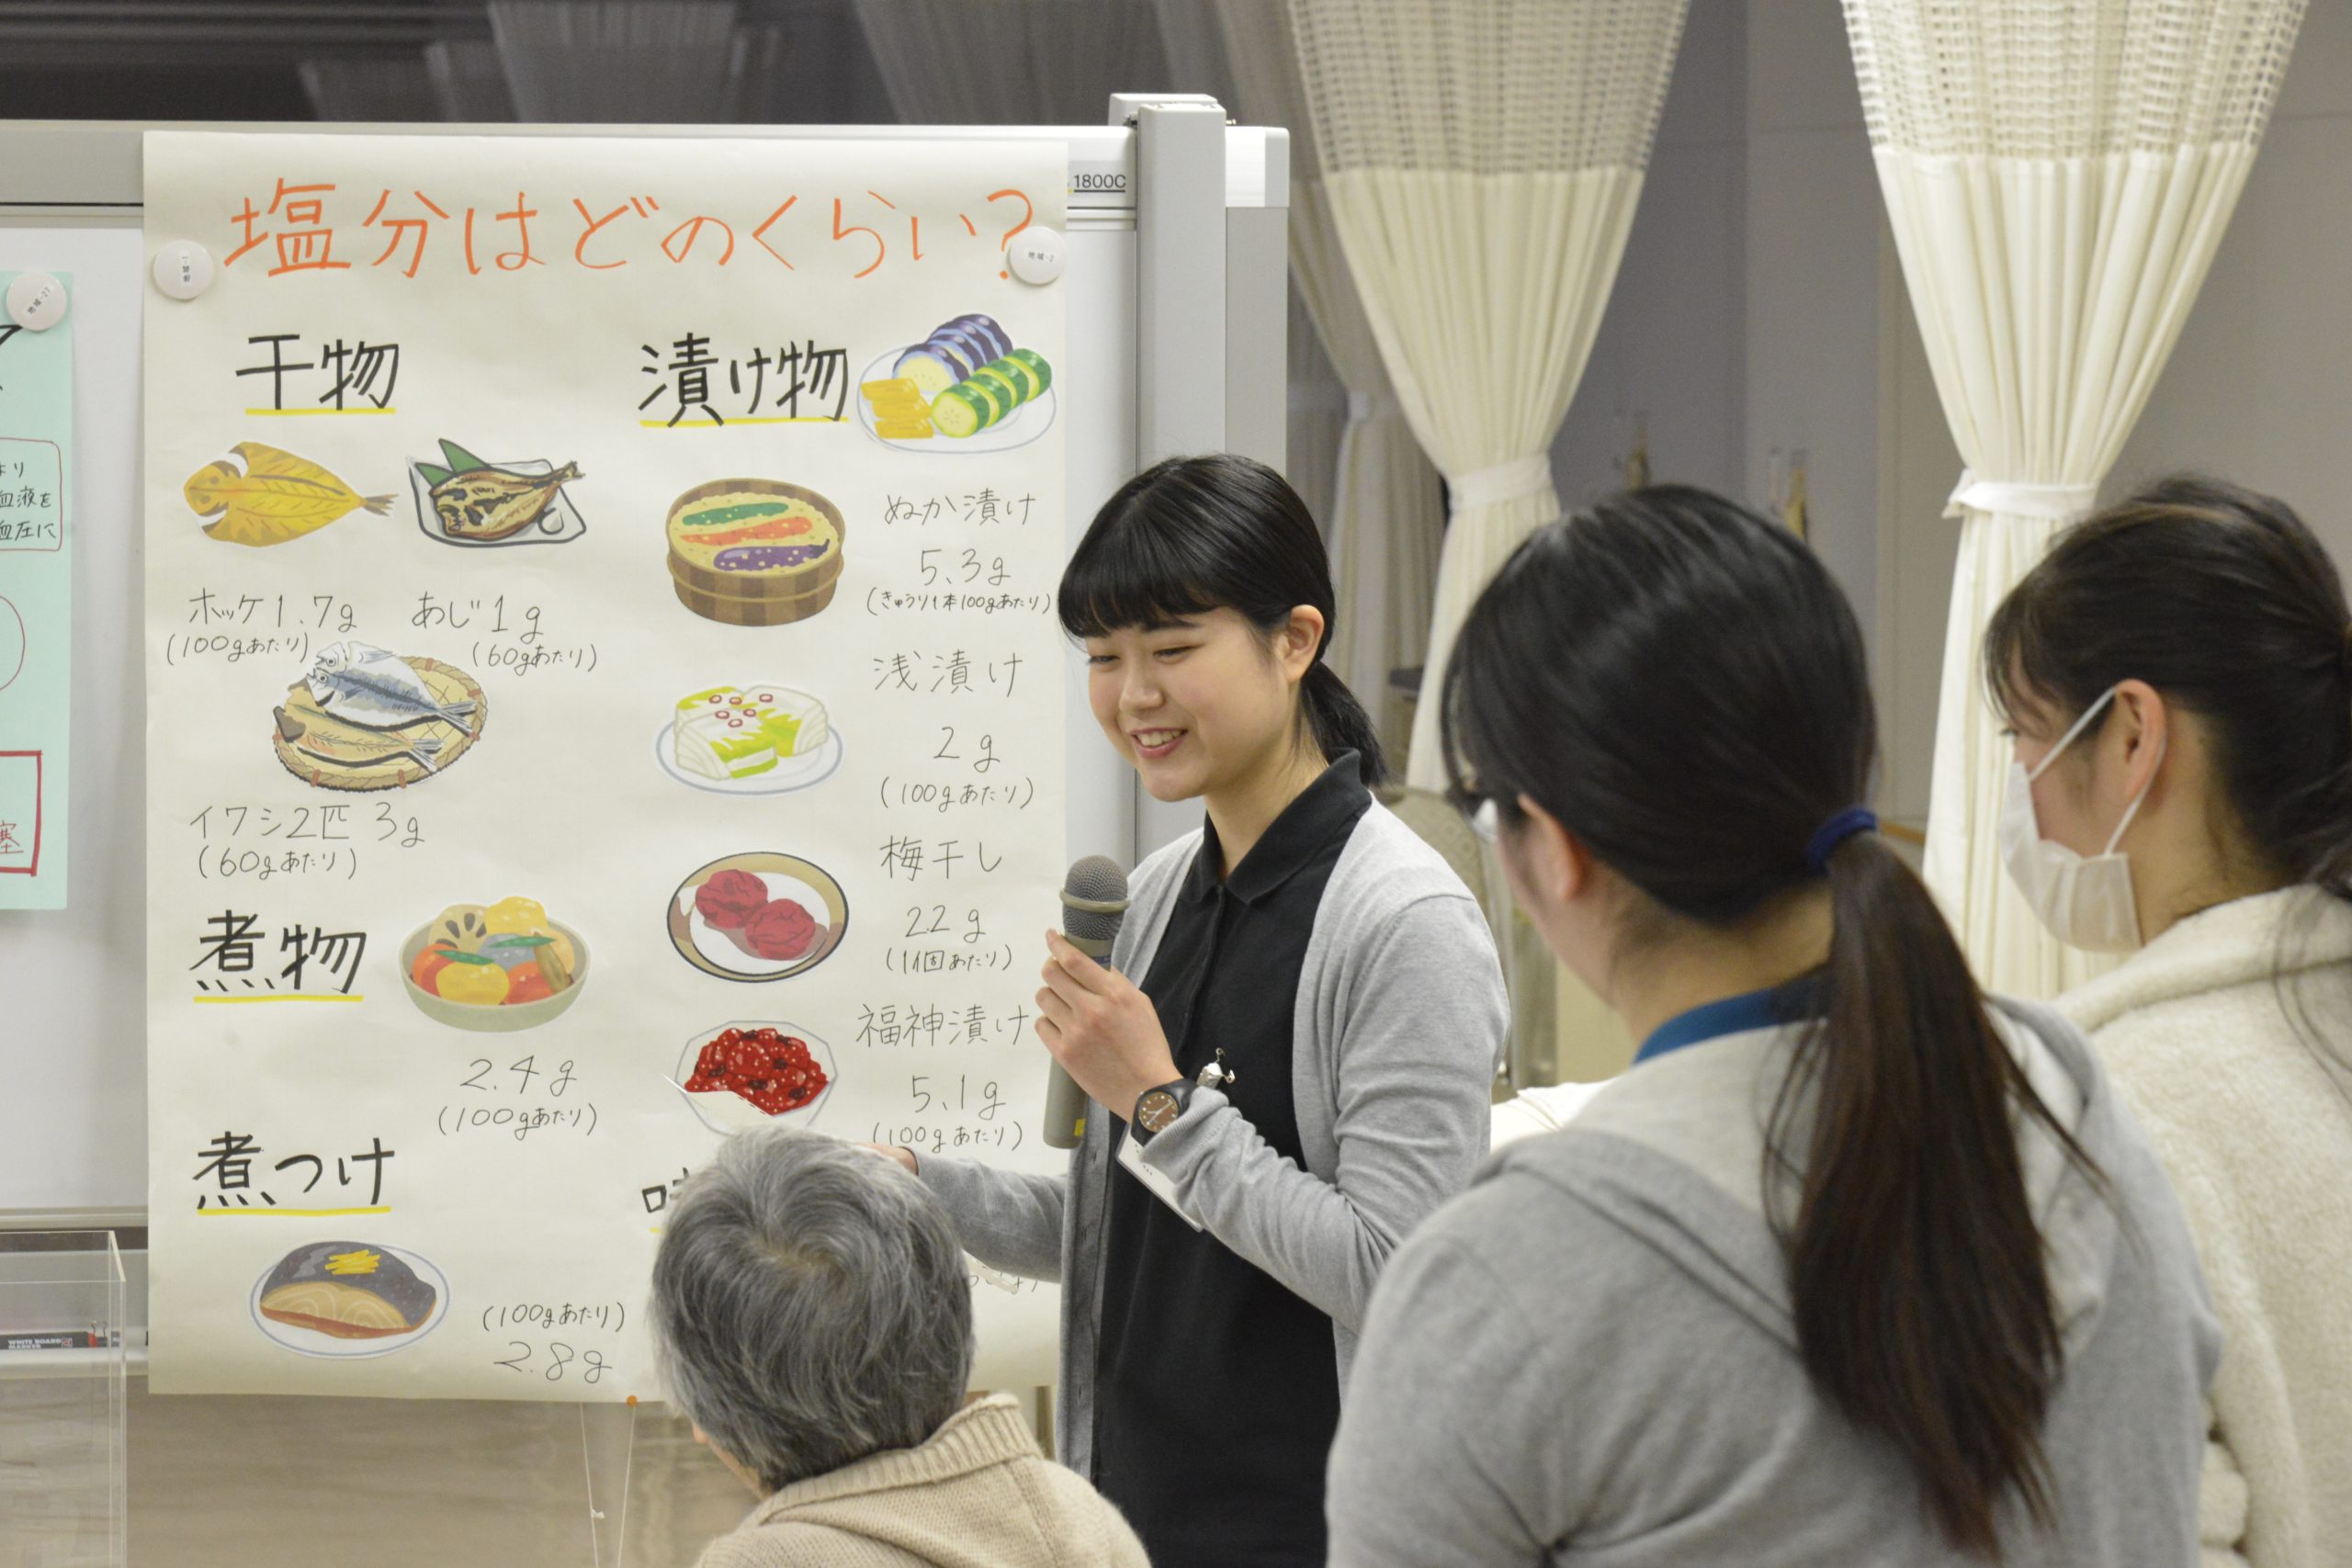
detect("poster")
[0,274,73,909]
[143,132,1068,1399]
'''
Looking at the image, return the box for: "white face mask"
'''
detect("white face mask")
[1996,686,2163,954]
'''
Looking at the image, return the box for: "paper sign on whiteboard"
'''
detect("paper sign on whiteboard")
[142,132,1068,1400]
[0,272,73,910]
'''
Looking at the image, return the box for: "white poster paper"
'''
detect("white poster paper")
[143,131,1068,1400]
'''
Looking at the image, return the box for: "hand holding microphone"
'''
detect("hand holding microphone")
[1041,856,1179,1148]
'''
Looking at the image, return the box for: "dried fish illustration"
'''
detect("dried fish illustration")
[276,708,447,773]
[185,443,394,548]
[305,641,479,731]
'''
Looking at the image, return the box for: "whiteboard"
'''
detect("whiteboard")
[0,114,1285,1217]
[0,218,149,1212]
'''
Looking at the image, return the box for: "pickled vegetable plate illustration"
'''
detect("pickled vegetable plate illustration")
[858,311,1054,454]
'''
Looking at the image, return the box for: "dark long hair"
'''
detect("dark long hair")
[1060,453,1385,785]
[1985,473,2352,1089]
[1443,486,2090,1558]
[1986,473,2352,900]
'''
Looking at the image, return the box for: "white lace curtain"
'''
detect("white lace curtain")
[1846,0,2306,997]
[1290,0,1689,792]
[1204,0,1444,757]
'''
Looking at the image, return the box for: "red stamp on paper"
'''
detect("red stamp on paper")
[0,750,42,875]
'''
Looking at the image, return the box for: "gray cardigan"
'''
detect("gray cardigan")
[1327,995,2223,1566]
[919,802,1508,1474]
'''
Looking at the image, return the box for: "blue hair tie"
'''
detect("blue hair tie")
[1805,807,1878,873]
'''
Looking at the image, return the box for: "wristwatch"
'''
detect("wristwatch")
[1132,1052,1238,1145]
[1131,1080,1192,1145]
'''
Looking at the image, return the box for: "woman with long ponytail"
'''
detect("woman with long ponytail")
[1986,475,2352,1568]
[1326,486,2217,1565]
[878,454,1506,1566]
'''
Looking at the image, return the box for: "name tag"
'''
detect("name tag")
[1117,1134,1204,1230]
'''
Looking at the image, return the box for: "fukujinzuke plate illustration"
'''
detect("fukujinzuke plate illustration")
[409,438,586,548]
[673,1021,837,1134]
[856,310,1055,456]
[654,682,843,796]
[251,1240,449,1359]
[668,852,848,982]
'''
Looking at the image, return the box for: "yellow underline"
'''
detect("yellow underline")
[193,994,366,1004]
[198,1206,391,1217]
[243,407,397,417]
[638,417,842,427]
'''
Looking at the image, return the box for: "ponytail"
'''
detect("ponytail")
[1444,485,2098,1561]
[1302,661,1387,787]
[1789,830,2083,1555]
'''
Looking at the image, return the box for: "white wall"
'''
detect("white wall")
[1742,0,1883,615]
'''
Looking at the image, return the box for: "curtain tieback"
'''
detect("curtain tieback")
[1344,389,1403,422]
[1450,455,1554,510]
[1941,468,2098,522]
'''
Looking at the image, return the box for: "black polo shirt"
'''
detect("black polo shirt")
[1091,753,1374,1568]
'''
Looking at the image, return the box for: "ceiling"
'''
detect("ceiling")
[0,0,893,124]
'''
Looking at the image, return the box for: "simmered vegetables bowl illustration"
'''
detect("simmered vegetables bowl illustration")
[401,896,589,1032]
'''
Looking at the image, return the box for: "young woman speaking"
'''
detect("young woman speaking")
[879,455,1505,1567]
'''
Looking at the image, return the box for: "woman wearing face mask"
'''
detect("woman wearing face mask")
[1325,486,2218,1567]
[876,454,1507,1568]
[1986,475,2352,1568]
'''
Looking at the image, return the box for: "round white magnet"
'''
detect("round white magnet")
[151,240,216,301]
[1005,226,1065,286]
[5,272,68,331]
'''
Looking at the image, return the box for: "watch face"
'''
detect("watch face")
[1137,1090,1180,1133]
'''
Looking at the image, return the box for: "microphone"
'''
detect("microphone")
[1046,855,1130,1149]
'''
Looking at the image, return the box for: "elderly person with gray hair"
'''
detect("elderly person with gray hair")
[652,1127,1148,1568]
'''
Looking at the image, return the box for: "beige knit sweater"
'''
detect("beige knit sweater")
[693,1394,1148,1568]
[2060,887,2352,1568]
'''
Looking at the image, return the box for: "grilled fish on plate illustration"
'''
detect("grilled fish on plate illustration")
[413,438,585,545]
[307,641,479,729]
[433,461,583,540]
[272,643,487,792]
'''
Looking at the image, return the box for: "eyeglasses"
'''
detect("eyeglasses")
[1448,782,1503,844]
